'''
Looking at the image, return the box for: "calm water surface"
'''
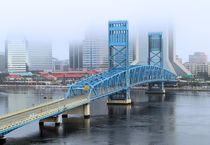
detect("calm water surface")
[1,87,210,145]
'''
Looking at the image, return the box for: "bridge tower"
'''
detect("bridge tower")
[147,32,165,94]
[107,20,131,104]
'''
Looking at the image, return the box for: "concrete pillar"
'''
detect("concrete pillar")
[39,115,62,126]
[107,91,132,105]
[83,103,90,118]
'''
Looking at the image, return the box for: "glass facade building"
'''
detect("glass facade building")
[28,42,52,72]
[6,40,27,73]
[69,43,83,71]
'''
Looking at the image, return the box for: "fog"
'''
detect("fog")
[0,0,209,62]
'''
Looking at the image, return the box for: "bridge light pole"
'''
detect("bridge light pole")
[107,20,131,104]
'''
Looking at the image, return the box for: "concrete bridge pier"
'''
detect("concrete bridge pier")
[146,82,165,94]
[39,115,62,126]
[83,103,90,118]
[62,103,90,119]
[107,90,132,105]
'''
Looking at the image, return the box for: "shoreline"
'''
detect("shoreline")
[0,85,209,91]
[0,84,68,88]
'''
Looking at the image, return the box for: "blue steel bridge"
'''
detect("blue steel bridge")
[66,65,176,101]
[0,20,176,139]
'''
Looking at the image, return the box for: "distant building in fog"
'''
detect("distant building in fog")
[176,55,182,64]
[6,39,27,73]
[83,34,108,70]
[69,43,83,70]
[184,62,209,78]
[0,52,5,72]
[28,41,52,72]
[53,58,69,72]
[189,52,208,64]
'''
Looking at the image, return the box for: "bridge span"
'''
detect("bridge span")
[0,95,89,137]
[0,65,176,139]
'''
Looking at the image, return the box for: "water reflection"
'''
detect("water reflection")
[1,88,210,145]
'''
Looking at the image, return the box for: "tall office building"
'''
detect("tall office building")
[189,52,208,64]
[6,40,27,73]
[0,52,5,72]
[69,43,83,70]
[83,34,108,70]
[28,41,52,72]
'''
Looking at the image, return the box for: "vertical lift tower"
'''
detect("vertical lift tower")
[107,20,131,104]
[147,32,165,94]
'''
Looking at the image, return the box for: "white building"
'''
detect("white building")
[184,62,209,77]
[28,41,52,72]
[83,34,108,70]
[6,40,27,73]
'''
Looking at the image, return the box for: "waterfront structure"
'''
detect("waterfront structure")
[0,52,5,72]
[184,62,209,78]
[5,39,27,73]
[189,52,208,64]
[82,33,108,70]
[133,22,191,77]
[28,41,52,72]
[69,43,83,71]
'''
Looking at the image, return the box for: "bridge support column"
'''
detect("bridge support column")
[83,103,90,118]
[146,82,165,94]
[39,115,62,126]
[107,91,132,105]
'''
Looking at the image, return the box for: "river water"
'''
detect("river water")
[1,88,210,145]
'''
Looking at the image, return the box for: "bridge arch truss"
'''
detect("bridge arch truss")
[65,65,176,101]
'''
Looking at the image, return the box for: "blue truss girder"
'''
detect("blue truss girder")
[65,65,176,100]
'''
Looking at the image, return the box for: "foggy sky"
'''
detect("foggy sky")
[0,0,210,62]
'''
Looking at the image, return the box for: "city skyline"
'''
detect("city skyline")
[0,0,210,62]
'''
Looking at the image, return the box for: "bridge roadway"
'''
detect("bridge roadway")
[0,95,88,136]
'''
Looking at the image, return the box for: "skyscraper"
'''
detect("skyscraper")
[28,41,52,72]
[69,43,83,71]
[6,39,27,73]
[83,34,108,70]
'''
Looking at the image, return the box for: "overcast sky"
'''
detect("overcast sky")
[0,0,209,62]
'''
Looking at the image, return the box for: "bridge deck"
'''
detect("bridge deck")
[0,95,88,136]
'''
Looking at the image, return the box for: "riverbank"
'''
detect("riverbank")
[0,85,209,92]
[0,84,68,89]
